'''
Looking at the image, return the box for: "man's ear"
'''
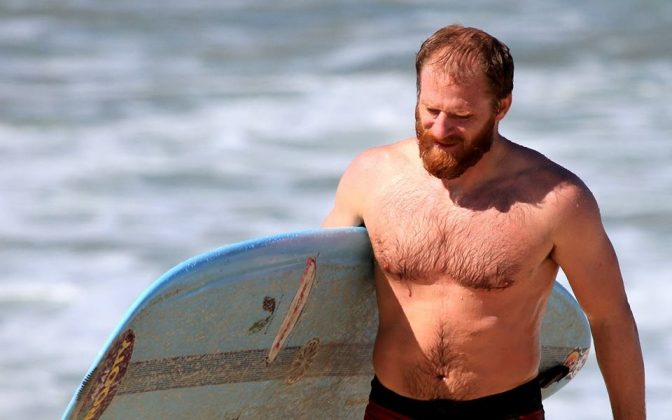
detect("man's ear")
[495,93,512,122]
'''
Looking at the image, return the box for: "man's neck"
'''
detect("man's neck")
[439,133,509,200]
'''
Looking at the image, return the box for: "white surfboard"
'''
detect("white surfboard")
[62,227,591,419]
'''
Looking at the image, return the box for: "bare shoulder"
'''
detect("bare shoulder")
[322,138,415,227]
[462,140,595,215]
[511,141,594,201]
[347,138,415,174]
[339,138,415,189]
[507,142,602,232]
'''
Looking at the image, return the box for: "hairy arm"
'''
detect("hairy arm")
[551,183,645,419]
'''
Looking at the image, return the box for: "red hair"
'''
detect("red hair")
[416,25,514,103]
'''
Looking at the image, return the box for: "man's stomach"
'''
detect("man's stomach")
[372,279,544,401]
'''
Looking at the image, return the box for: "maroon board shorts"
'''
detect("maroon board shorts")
[364,376,545,420]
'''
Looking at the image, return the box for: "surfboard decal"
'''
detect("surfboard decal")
[266,256,317,365]
[286,337,321,384]
[564,347,590,379]
[248,296,278,335]
[79,329,135,420]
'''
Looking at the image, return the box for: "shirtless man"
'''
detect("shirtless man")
[322,25,645,419]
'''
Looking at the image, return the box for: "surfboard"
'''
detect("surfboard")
[62,227,591,420]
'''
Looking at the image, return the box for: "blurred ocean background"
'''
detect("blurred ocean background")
[1,0,669,418]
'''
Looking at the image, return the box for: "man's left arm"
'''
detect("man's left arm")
[551,185,645,420]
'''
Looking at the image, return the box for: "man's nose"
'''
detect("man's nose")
[431,113,453,139]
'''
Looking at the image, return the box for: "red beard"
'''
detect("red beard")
[415,108,495,180]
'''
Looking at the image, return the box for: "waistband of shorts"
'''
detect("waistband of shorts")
[369,376,543,418]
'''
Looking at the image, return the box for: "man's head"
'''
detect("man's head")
[415,25,514,107]
[414,25,514,180]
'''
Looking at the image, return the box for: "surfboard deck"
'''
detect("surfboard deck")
[63,227,591,419]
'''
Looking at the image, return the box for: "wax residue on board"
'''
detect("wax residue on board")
[266,256,317,365]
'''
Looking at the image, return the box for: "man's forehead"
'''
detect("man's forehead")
[421,63,488,91]
[419,89,472,109]
[419,66,490,106]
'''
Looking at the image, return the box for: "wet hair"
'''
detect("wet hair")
[415,25,514,103]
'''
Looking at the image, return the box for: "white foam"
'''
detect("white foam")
[0,281,79,305]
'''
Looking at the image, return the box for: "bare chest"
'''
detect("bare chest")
[367,188,551,290]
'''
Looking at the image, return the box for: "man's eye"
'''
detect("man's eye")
[427,108,440,117]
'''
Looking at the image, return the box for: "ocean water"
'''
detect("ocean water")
[1,0,670,418]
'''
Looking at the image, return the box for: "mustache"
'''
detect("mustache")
[419,131,465,146]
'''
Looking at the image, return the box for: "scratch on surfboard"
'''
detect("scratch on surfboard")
[266,256,318,365]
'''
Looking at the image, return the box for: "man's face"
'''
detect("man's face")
[415,65,499,180]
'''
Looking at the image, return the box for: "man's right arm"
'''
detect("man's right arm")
[322,149,380,228]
